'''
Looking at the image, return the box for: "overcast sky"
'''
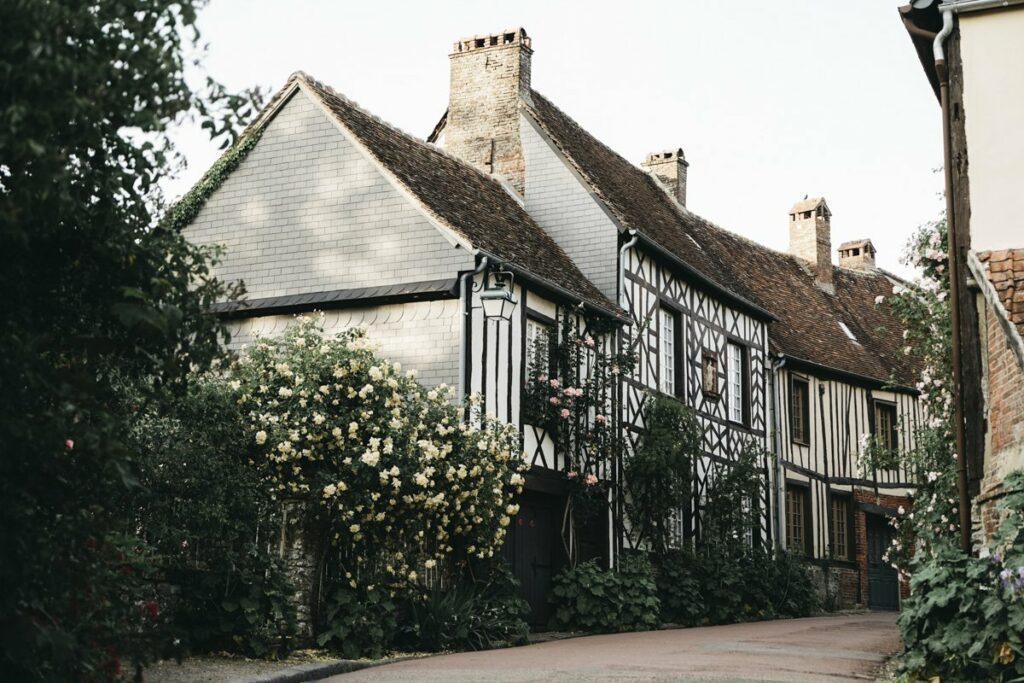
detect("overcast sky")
[167,0,943,277]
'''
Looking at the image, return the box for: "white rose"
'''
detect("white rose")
[255,430,268,445]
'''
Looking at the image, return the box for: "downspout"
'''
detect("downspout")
[613,229,638,567]
[934,7,973,553]
[770,354,787,549]
[618,230,640,308]
[457,256,489,405]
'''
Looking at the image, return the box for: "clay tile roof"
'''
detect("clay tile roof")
[525,90,920,388]
[977,249,1024,341]
[287,74,619,318]
[789,197,826,214]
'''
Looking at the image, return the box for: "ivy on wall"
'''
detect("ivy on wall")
[165,128,263,233]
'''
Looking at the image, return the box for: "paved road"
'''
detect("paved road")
[325,612,899,683]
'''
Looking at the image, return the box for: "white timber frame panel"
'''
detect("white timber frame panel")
[619,245,772,547]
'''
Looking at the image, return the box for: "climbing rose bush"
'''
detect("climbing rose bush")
[230,316,527,586]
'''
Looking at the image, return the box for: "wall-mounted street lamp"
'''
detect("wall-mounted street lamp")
[480,270,517,322]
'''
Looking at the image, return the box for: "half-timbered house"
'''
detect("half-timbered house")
[182,27,924,619]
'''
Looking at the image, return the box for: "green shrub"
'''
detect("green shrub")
[769,550,819,618]
[898,472,1024,681]
[549,556,660,633]
[656,550,705,626]
[400,562,529,652]
[129,379,296,658]
[624,396,701,555]
[318,583,398,659]
[656,547,816,627]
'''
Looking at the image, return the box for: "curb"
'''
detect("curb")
[232,654,431,683]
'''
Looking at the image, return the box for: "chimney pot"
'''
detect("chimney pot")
[642,147,688,206]
[838,239,877,271]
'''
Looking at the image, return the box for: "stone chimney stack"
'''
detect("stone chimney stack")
[788,197,833,289]
[642,148,688,206]
[838,239,877,271]
[445,28,532,194]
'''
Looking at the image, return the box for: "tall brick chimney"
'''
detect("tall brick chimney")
[838,239,877,271]
[642,148,688,206]
[789,197,833,289]
[445,28,532,194]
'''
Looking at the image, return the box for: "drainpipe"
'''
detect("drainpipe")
[613,230,639,565]
[458,256,489,405]
[934,7,972,553]
[770,354,787,549]
[618,230,639,308]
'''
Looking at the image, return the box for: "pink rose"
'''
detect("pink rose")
[585,474,598,486]
[563,388,574,396]
[64,439,74,451]
[595,414,607,423]
[549,379,560,388]
[584,335,595,347]
[549,396,560,405]
[567,471,578,479]
[560,408,570,419]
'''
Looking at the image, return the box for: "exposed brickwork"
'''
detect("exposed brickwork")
[977,248,1024,341]
[853,488,913,605]
[445,28,532,194]
[185,91,473,300]
[788,198,833,289]
[641,149,688,207]
[975,290,1024,541]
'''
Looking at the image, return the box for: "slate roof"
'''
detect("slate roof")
[977,249,1024,342]
[243,73,621,319]
[524,90,919,388]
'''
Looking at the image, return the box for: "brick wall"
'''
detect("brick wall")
[788,213,833,288]
[185,90,473,300]
[976,295,1024,540]
[227,299,462,389]
[521,115,619,300]
[445,29,531,194]
[853,488,912,605]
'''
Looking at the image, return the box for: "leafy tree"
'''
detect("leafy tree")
[0,2,260,678]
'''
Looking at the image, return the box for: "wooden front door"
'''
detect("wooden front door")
[866,513,899,610]
[507,492,562,627]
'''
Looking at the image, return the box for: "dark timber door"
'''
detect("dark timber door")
[508,492,561,627]
[866,513,899,610]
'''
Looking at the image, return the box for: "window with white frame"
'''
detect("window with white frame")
[525,317,552,378]
[659,308,678,396]
[727,342,748,424]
